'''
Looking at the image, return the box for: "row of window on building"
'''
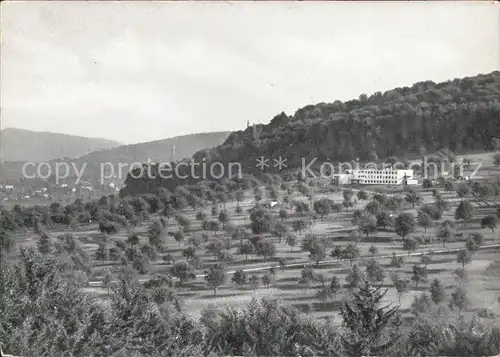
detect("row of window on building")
[356,170,402,174]
[361,179,398,184]
[358,174,397,179]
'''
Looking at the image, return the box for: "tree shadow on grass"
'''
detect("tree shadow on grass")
[426,268,447,275]
[426,258,455,265]
[358,236,397,244]
[315,262,344,270]
[229,257,284,266]
[277,283,309,291]
[334,268,356,275]
[198,292,246,299]
[185,284,212,292]
[407,286,432,292]
[312,300,344,312]
[292,300,344,313]
[160,247,184,254]
[177,292,197,298]
[325,228,352,235]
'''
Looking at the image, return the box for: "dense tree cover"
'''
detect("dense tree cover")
[121,71,500,195]
[202,297,341,356]
[0,193,167,237]
[0,248,205,357]
[0,179,259,248]
[1,235,499,356]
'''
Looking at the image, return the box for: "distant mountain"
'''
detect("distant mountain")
[72,131,231,182]
[77,131,231,166]
[0,131,231,184]
[0,128,122,163]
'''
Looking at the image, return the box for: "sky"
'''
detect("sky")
[1,1,499,145]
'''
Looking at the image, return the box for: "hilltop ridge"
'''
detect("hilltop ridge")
[121,70,500,196]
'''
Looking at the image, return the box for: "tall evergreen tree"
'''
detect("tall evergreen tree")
[340,280,402,356]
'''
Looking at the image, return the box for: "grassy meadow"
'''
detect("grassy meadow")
[9,154,500,325]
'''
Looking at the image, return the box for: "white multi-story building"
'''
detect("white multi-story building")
[347,169,417,185]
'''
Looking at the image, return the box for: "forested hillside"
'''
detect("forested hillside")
[209,71,500,166]
[121,71,500,197]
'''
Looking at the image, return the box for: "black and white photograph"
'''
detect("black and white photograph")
[1,1,500,356]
